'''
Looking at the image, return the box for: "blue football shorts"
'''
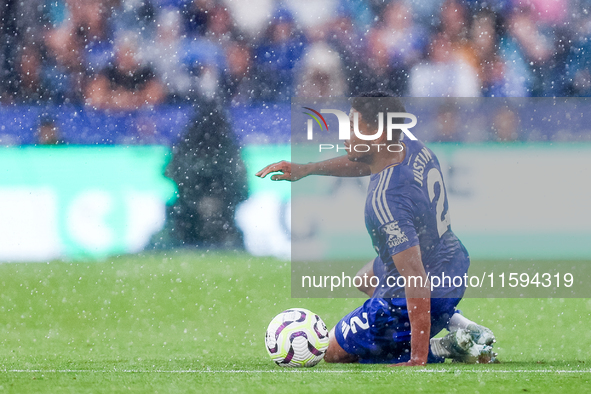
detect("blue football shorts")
[333,297,462,364]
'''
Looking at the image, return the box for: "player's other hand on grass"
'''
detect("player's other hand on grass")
[255,161,307,181]
[389,358,428,367]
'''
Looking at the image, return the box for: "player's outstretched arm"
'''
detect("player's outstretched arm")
[255,155,370,181]
[390,245,431,367]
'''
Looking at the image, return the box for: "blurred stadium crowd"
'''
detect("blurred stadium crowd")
[2,0,590,250]
[1,0,591,108]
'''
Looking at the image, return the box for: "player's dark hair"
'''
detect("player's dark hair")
[350,91,406,141]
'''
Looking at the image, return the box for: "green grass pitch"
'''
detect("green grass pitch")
[1,251,590,393]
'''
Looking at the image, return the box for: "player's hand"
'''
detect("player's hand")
[255,161,307,181]
[389,358,427,367]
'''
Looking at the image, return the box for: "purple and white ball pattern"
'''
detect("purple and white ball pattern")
[265,308,329,367]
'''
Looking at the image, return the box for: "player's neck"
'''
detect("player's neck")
[368,144,406,174]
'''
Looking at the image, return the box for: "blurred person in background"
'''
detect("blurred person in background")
[422,99,489,142]
[361,0,427,95]
[192,4,235,100]
[111,0,157,41]
[14,44,49,103]
[325,3,367,95]
[500,5,555,96]
[70,0,116,76]
[204,3,235,44]
[41,0,116,104]
[337,0,375,30]
[254,7,306,101]
[527,0,569,26]
[43,0,116,74]
[295,41,347,97]
[181,3,235,101]
[0,2,9,102]
[438,0,474,67]
[36,116,65,145]
[41,26,87,104]
[0,0,46,103]
[407,0,446,28]
[433,100,463,142]
[84,33,165,110]
[565,13,591,96]
[409,33,480,97]
[470,8,527,97]
[181,0,214,38]
[150,8,193,102]
[222,40,259,104]
[490,105,520,142]
[167,100,247,248]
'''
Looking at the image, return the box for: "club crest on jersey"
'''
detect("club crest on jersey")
[382,221,408,248]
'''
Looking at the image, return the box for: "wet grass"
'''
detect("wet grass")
[1,251,590,392]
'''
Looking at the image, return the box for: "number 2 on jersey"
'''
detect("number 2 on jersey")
[427,168,451,237]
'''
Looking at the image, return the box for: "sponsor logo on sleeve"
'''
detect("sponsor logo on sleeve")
[382,221,409,248]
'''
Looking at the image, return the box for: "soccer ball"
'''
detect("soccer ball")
[265,308,329,367]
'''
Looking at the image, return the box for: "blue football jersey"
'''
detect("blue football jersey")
[366,139,470,299]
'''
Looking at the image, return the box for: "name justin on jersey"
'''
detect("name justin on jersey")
[412,147,433,187]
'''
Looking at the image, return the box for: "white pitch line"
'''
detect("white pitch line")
[3,369,591,374]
